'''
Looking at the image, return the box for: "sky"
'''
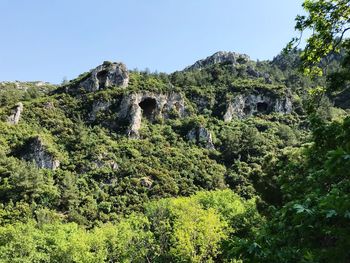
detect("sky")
[0,0,305,84]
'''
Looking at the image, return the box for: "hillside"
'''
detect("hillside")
[0,50,349,262]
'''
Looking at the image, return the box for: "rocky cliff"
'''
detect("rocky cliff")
[1,52,299,170]
[65,61,129,95]
[223,90,293,121]
[118,91,186,138]
[66,57,295,141]
[7,102,23,125]
[20,136,60,170]
[79,61,129,92]
[0,50,317,226]
[185,51,250,71]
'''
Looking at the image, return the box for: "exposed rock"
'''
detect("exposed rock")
[185,51,250,71]
[43,101,55,110]
[79,61,129,92]
[223,91,292,121]
[89,100,112,121]
[246,66,260,78]
[140,176,153,188]
[188,95,215,114]
[92,156,119,170]
[224,96,245,121]
[119,92,186,138]
[246,66,272,83]
[193,97,212,112]
[110,161,119,170]
[187,126,215,150]
[264,74,273,84]
[7,102,23,125]
[332,87,350,109]
[22,136,60,170]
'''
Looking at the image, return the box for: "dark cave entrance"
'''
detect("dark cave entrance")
[256,102,270,113]
[139,98,157,120]
[243,105,251,115]
[97,70,108,89]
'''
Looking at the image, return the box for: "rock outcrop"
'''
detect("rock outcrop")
[92,155,118,171]
[119,92,186,138]
[246,66,272,83]
[79,61,129,92]
[7,102,23,125]
[185,51,250,71]
[140,176,153,188]
[332,88,350,109]
[187,126,215,150]
[22,136,60,170]
[89,100,112,121]
[223,91,292,121]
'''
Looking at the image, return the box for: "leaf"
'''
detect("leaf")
[343,155,350,160]
[344,211,350,219]
[326,210,337,218]
[293,204,313,214]
[293,204,306,214]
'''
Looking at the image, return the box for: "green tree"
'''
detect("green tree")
[289,0,350,76]
[145,196,227,262]
[255,1,350,261]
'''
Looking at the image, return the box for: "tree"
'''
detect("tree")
[145,195,227,262]
[254,1,350,261]
[288,0,350,76]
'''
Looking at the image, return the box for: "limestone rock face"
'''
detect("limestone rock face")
[79,61,129,92]
[22,137,60,170]
[185,51,250,71]
[7,102,23,125]
[246,66,272,83]
[92,155,119,170]
[187,126,215,150]
[89,100,112,121]
[119,92,186,138]
[223,92,292,121]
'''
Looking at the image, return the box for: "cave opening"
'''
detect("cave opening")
[139,98,157,120]
[243,105,251,115]
[256,102,270,113]
[97,70,108,89]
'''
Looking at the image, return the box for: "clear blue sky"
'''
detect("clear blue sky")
[0,0,305,84]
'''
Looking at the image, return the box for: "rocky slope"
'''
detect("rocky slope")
[1,52,299,169]
[0,49,348,262]
[0,50,327,223]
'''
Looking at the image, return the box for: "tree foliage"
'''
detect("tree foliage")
[289,0,350,76]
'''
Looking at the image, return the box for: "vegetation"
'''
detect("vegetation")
[0,0,350,262]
